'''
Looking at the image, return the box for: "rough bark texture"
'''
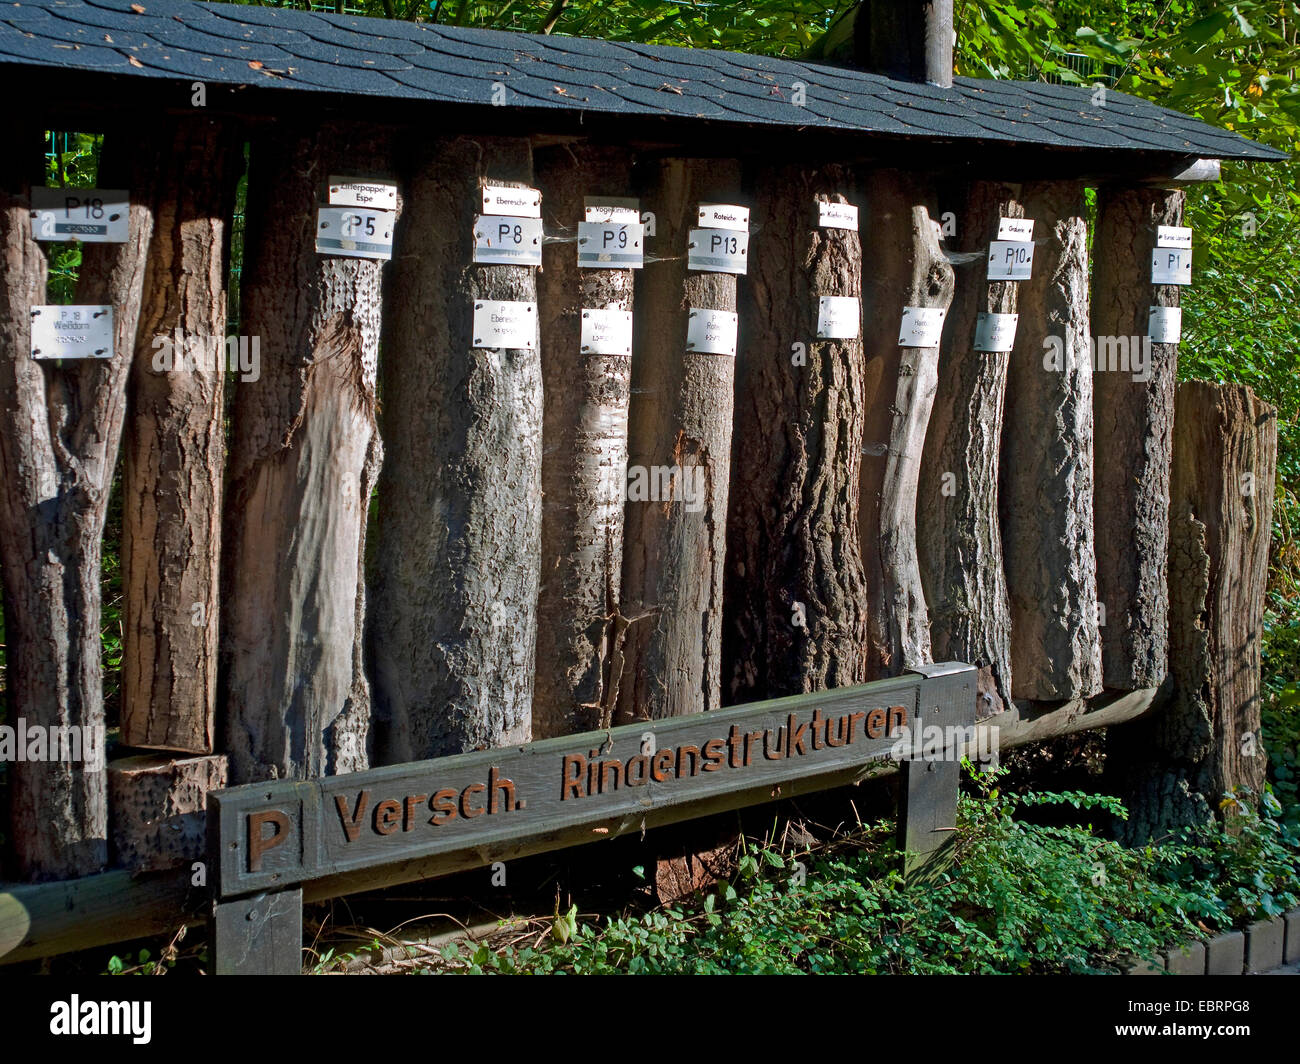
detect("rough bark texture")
[615,158,741,722]
[918,182,1019,715]
[1109,383,1276,844]
[222,125,391,783]
[0,132,154,880]
[532,146,634,738]
[371,137,541,760]
[857,170,954,679]
[1000,180,1103,701]
[107,753,227,871]
[122,118,239,754]
[725,164,868,703]
[1091,187,1183,691]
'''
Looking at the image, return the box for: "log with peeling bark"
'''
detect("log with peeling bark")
[725,164,868,702]
[370,137,541,760]
[1091,186,1183,691]
[999,180,1103,702]
[222,124,393,783]
[122,117,240,755]
[1109,382,1276,844]
[532,146,634,738]
[0,129,154,880]
[857,169,954,679]
[615,158,741,722]
[107,754,227,872]
[918,181,1020,715]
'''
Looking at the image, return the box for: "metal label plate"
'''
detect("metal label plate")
[997,217,1034,241]
[577,222,644,268]
[898,306,946,347]
[818,202,859,231]
[688,228,748,275]
[816,296,860,339]
[697,203,749,232]
[686,307,738,355]
[473,216,544,266]
[482,185,541,217]
[1151,248,1192,285]
[580,308,633,355]
[472,299,537,350]
[973,312,1019,353]
[30,305,113,359]
[1147,306,1182,343]
[30,187,129,243]
[584,198,640,224]
[315,207,395,260]
[987,240,1034,281]
[1156,225,1192,250]
[327,177,398,210]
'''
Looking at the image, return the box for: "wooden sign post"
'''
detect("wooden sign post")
[209,664,975,974]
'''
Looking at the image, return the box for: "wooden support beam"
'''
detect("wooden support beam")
[211,889,303,975]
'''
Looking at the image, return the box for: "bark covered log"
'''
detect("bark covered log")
[725,164,868,702]
[107,753,227,872]
[122,117,240,754]
[615,158,741,721]
[0,130,154,879]
[532,146,634,737]
[1091,187,1183,691]
[222,124,392,782]
[858,169,954,678]
[918,181,1019,714]
[999,180,1103,701]
[371,136,541,760]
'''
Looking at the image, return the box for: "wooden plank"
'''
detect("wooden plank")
[211,889,302,975]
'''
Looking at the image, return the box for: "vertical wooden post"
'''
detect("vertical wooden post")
[615,158,741,722]
[222,123,392,782]
[919,182,1021,714]
[725,163,868,702]
[1000,180,1103,701]
[858,169,954,679]
[532,145,634,737]
[1091,187,1184,691]
[122,116,240,754]
[371,136,541,760]
[211,889,302,975]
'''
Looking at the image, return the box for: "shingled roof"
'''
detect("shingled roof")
[0,0,1286,162]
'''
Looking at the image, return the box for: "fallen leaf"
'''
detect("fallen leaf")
[592,827,609,834]
[102,33,113,42]
[553,85,568,95]
[130,3,145,12]
[248,60,263,69]
[658,82,684,95]
[128,55,143,67]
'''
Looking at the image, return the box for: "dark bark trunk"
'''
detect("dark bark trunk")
[371,136,541,760]
[725,163,868,702]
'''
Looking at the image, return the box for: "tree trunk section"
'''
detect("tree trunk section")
[222,124,391,782]
[1109,382,1276,843]
[0,131,154,880]
[999,180,1103,701]
[1091,187,1183,691]
[615,158,741,722]
[857,169,954,679]
[107,753,227,872]
[371,137,541,760]
[122,118,240,754]
[918,182,1019,715]
[532,146,634,738]
[725,164,867,702]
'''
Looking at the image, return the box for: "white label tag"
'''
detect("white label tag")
[816,296,860,339]
[30,305,113,359]
[30,187,129,243]
[1147,306,1182,343]
[697,204,749,232]
[818,202,859,231]
[688,228,749,274]
[580,308,633,355]
[1151,248,1192,285]
[973,312,1019,353]
[686,307,738,356]
[474,215,544,266]
[898,306,946,347]
[577,222,644,268]
[997,217,1034,241]
[987,240,1034,281]
[327,177,398,210]
[1156,225,1192,250]
[584,197,640,225]
[482,185,541,217]
[316,207,395,260]
[472,300,537,350]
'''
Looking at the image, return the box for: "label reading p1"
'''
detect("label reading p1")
[1151,249,1192,285]
[472,300,537,350]
[988,240,1033,281]
[686,308,738,356]
[688,229,748,274]
[818,202,859,231]
[899,306,946,347]
[1147,306,1182,344]
[316,207,394,260]
[580,308,633,355]
[482,185,541,218]
[577,222,644,268]
[816,296,860,339]
[30,187,129,243]
[1156,225,1192,250]
[30,305,113,359]
[327,177,398,210]
[474,216,543,266]
[973,312,1019,353]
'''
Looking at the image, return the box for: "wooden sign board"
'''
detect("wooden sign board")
[210,666,975,902]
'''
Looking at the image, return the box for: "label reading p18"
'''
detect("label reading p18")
[30,187,129,243]
[30,305,113,359]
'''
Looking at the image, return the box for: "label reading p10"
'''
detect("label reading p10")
[316,207,394,260]
[577,222,644,268]
[31,187,129,243]
[474,216,543,266]
[987,240,1033,281]
[688,229,748,274]
[1151,249,1192,285]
